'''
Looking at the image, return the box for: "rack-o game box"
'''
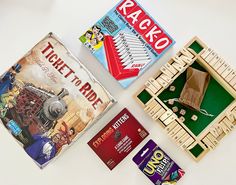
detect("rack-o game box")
[79,0,175,88]
[0,33,115,168]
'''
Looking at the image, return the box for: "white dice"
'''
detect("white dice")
[169,85,176,92]
[180,109,186,116]
[191,115,198,121]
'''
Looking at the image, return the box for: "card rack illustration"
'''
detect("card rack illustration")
[0,33,115,168]
[104,32,151,80]
[135,37,236,161]
[79,0,174,88]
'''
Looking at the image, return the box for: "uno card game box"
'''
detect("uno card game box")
[133,140,185,185]
[88,108,149,170]
[0,33,115,168]
[79,0,175,88]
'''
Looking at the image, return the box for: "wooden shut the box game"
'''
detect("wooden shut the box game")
[135,37,236,161]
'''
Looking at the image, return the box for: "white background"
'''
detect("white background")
[0,0,236,185]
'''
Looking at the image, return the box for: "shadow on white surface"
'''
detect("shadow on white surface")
[0,0,54,12]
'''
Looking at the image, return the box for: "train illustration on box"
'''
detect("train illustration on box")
[14,83,69,135]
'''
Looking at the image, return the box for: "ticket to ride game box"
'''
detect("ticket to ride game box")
[79,0,175,88]
[0,33,115,168]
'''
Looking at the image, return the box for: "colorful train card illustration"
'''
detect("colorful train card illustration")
[0,33,115,168]
[133,140,185,185]
[79,0,175,88]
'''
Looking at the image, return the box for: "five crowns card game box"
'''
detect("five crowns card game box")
[80,0,175,88]
[0,33,115,168]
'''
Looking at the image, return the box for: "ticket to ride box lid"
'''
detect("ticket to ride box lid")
[79,0,175,88]
[0,32,116,168]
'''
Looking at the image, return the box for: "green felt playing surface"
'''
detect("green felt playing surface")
[158,61,234,136]
[138,89,152,104]
[189,144,204,158]
[189,41,204,54]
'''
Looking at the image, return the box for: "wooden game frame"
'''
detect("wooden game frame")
[135,36,236,161]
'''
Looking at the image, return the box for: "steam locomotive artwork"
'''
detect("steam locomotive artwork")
[1,82,69,147]
[14,83,69,134]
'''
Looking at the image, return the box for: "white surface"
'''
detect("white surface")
[0,0,236,185]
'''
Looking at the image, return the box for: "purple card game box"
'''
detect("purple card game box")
[133,140,185,185]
